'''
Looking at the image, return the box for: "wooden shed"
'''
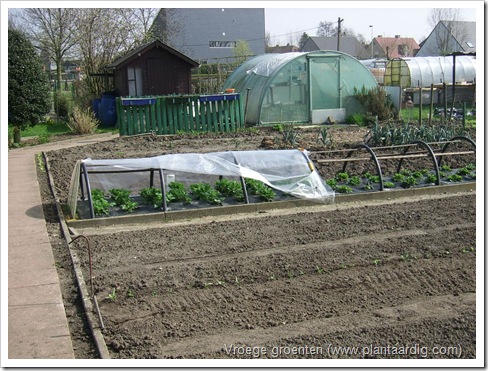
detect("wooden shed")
[107,39,199,97]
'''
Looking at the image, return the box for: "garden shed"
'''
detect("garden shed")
[383,55,476,88]
[107,39,199,97]
[223,51,378,125]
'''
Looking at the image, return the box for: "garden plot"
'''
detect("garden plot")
[41,126,477,360]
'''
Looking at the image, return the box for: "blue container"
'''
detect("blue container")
[92,98,101,119]
[98,93,117,127]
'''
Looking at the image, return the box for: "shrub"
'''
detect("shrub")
[67,106,99,134]
[345,113,365,126]
[54,92,72,117]
[8,28,51,144]
[353,86,396,121]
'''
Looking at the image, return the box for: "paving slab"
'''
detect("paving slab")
[6,133,119,362]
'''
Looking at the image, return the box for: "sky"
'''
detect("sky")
[264,2,479,45]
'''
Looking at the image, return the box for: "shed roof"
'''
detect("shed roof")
[107,39,199,69]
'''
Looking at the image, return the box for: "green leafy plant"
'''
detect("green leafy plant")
[424,173,438,184]
[315,266,325,274]
[372,259,382,266]
[272,124,283,132]
[281,124,300,147]
[447,174,463,182]
[109,188,139,213]
[140,187,163,208]
[335,172,349,182]
[345,113,366,126]
[383,181,395,188]
[316,127,333,146]
[456,167,471,176]
[401,176,417,189]
[392,173,405,182]
[190,183,223,205]
[245,178,276,202]
[362,172,373,180]
[336,185,353,194]
[370,175,381,183]
[215,179,245,201]
[107,288,117,302]
[348,176,361,187]
[440,164,452,172]
[326,178,337,189]
[167,182,192,204]
[91,189,114,216]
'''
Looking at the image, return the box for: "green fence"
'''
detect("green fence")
[116,93,245,136]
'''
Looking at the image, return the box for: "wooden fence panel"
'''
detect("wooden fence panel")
[117,93,244,136]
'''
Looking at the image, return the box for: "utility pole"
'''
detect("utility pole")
[337,17,344,51]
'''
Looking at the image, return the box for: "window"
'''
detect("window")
[127,67,142,96]
[209,41,236,48]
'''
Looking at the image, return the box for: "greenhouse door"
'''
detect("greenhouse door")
[308,56,346,124]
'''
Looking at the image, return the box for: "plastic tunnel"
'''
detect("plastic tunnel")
[383,55,476,88]
[70,149,335,218]
[223,51,378,125]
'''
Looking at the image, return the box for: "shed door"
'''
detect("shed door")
[147,58,179,95]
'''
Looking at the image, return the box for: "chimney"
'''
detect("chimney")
[377,35,382,38]
[395,35,400,38]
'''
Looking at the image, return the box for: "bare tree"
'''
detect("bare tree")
[317,20,335,37]
[20,8,78,91]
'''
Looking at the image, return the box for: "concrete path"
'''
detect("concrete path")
[6,133,119,360]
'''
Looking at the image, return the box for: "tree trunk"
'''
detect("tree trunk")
[13,126,21,144]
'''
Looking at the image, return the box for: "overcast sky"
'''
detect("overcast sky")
[264,3,479,45]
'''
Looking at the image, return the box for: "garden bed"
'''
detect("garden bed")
[39,125,477,360]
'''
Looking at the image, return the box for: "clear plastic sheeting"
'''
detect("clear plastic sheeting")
[384,56,476,88]
[80,149,334,202]
[223,51,378,125]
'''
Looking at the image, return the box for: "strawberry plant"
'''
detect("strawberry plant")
[424,173,437,184]
[215,179,245,201]
[401,176,417,188]
[447,174,463,182]
[140,187,163,208]
[348,176,361,187]
[109,188,139,213]
[392,173,405,182]
[336,185,353,194]
[335,172,349,182]
[326,178,337,189]
[91,189,114,216]
[109,188,132,206]
[383,181,395,188]
[245,178,276,202]
[167,182,192,204]
[190,183,223,205]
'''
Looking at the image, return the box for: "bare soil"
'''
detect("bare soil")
[37,126,476,359]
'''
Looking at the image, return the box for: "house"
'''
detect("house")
[266,44,300,54]
[106,39,199,97]
[416,21,476,57]
[150,8,265,63]
[371,35,419,59]
[301,36,367,59]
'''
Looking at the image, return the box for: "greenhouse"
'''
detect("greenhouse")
[223,51,378,125]
[69,149,335,219]
[383,55,476,88]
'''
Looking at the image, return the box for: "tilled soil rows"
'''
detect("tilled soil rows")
[70,192,476,359]
[41,126,476,359]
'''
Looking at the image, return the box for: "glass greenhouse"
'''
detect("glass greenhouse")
[383,56,476,88]
[223,51,378,125]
